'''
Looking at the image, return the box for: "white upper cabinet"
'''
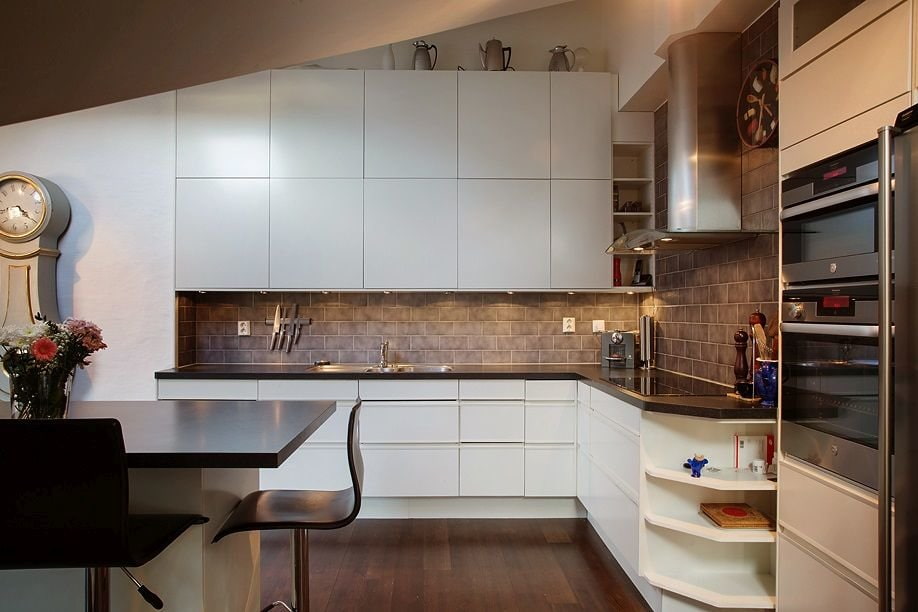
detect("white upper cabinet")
[365,71,458,178]
[458,179,550,289]
[176,72,270,178]
[270,70,364,178]
[269,179,363,289]
[175,179,269,289]
[364,179,458,289]
[551,180,612,288]
[458,72,550,178]
[551,72,612,179]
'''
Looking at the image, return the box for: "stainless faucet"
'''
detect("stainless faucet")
[378,339,390,368]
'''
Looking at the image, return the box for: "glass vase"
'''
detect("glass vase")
[9,367,75,419]
[754,358,778,407]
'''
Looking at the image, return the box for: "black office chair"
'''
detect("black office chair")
[213,401,363,612]
[0,418,208,611]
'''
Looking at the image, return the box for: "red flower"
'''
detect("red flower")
[30,337,58,362]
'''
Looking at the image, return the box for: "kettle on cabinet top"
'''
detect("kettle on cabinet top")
[479,38,512,71]
[548,45,576,72]
[412,40,437,70]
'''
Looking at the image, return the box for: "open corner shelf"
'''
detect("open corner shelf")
[645,464,777,491]
[612,177,654,184]
[644,569,776,609]
[613,211,654,217]
[643,510,776,543]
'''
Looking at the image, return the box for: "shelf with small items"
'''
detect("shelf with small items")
[639,411,778,610]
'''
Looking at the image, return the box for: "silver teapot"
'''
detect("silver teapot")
[479,38,512,71]
[412,40,438,70]
[548,45,576,72]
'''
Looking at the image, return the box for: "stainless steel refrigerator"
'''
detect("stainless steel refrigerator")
[881,105,918,611]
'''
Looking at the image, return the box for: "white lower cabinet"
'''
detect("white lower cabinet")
[778,533,876,611]
[260,445,352,491]
[589,459,640,572]
[460,402,524,442]
[577,449,591,508]
[525,446,575,497]
[460,445,524,497]
[590,410,640,501]
[157,378,258,400]
[360,401,458,444]
[363,446,459,497]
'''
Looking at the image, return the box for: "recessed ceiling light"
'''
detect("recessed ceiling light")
[567,291,575,295]
[321,291,329,295]
[507,291,514,295]
[383,290,391,295]
[198,291,207,294]
[633,247,644,252]
[660,237,674,242]
[626,291,635,295]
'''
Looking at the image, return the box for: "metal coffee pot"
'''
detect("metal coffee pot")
[412,40,437,70]
[548,45,576,72]
[479,38,512,71]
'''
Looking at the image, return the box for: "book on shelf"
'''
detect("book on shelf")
[700,503,775,530]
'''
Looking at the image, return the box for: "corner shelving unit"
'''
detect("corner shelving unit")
[639,412,778,610]
[612,142,655,290]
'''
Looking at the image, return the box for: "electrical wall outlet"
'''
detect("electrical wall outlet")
[237,321,251,336]
[562,317,576,334]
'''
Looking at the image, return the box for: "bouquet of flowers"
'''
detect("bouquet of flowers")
[0,316,107,419]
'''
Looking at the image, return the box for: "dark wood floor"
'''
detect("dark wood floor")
[261,518,650,611]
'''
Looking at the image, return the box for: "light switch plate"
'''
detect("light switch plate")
[562,317,576,334]
[237,321,251,336]
[592,320,606,333]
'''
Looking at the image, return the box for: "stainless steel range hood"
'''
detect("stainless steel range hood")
[608,33,768,254]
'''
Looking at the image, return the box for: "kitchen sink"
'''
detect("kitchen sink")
[307,363,453,373]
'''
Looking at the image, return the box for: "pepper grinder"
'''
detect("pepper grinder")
[733,329,749,384]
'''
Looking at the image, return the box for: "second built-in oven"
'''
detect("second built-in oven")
[781,142,884,284]
[781,281,885,488]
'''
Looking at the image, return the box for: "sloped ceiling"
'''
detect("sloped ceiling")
[0,0,570,126]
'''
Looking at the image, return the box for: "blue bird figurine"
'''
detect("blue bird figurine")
[687,453,709,478]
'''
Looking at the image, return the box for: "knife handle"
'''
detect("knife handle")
[270,333,279,351]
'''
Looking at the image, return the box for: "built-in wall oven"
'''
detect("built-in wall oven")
[780,142,888,489]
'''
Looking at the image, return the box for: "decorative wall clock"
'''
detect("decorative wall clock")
[0,172,71,392]
[737,59,779,148]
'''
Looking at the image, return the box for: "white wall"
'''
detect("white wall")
[310,0,607,72]
[0,93,176,400]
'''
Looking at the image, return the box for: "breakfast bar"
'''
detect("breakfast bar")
[2,400,336,612]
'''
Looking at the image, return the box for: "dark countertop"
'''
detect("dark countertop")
[155,365,775,420]
[67,400,337,468]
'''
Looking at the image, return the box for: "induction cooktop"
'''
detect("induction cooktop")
[605,370,732,397]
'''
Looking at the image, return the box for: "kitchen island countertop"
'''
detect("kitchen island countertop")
[155,364,774,421]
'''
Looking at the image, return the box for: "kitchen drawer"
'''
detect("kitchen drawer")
[157,379,257,400]
[577,381,591,405]
[460,402,524,442]
[589,411,639,502]
[260,444,352,491]
[589,457,640,573]
[256,379,358,401]
[459,445,524,497]
[358,379,458,401]
[525,402,576,444]
[524,446,575,497]
[577,449,592,509]
[590,388,640,436]
[577,399,590,449]
[458,379,525,400]
[363,446,459,497]
[778,532,876,611]
[360,401,458,443]
[779,458,878,581]
[524,380,577,401]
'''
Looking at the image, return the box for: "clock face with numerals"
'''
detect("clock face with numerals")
[0,175,47,240]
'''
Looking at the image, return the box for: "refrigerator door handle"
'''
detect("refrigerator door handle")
[877,125,896,612]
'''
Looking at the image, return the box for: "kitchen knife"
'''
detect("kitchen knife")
[269,305,281,351]
[288,303,299,352]
[278,306,289,351]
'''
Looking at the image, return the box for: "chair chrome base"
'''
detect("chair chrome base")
[86,568,109,612]
[262,530,310,612]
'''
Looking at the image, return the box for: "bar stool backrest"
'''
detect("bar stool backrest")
[0,418,129,569]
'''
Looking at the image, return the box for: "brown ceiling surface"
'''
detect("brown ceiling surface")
[0,0,569,126]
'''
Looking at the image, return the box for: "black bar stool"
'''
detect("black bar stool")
[213,401,364,612]
[0,418,208,611]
